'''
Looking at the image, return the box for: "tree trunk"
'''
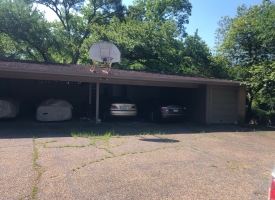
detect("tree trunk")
[72,50,80,64]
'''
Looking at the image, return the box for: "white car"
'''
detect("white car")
[269,166,275,200]
[0,98,20,118]
[100,96,137,120]
[36,99,73,121]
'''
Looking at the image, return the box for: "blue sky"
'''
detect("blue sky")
[40,0,263,49]
[184,0,262,49]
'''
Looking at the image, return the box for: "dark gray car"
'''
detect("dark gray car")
[138,99,186,122]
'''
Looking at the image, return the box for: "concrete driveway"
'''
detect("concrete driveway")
[1,120,275,200]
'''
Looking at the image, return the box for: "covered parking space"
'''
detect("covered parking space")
[0,59,246,124]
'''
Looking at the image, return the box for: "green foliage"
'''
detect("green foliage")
[181,30,229,78]
[0,0,228,78]
[215,1,275,119]
[84,16,184,72]
[129,0,192,37]
[29,0,126,64]
[0,0,56,61]
[81,0,193,72]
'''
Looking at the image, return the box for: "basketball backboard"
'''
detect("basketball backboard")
[89,41,121,63]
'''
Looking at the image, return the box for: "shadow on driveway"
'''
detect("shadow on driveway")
[1,117,275,139]
[139,138,180,143]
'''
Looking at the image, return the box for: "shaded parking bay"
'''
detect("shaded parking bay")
[0,120,275,199]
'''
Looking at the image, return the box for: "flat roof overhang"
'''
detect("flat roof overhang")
[0,67,241,88]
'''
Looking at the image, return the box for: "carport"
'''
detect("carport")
[0,59,246,124]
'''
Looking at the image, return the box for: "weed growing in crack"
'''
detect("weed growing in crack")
[41,140,57,148]
[211,164,218,168]
[72,155,114,171]
[98,147,115,157]
[32,137,45,200]
[32,186,38,199]
[120,152,127,156]
[56,144,85,148]
[111,141,125,148]
[176,142,184,149]
[102,130,115,144]
[120,145,169,156]
[36,170,46,181]
[33,147,39,168]
[226,160,249,170]
[191,146,207,153]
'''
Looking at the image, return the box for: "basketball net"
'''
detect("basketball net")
[89,49,113,74]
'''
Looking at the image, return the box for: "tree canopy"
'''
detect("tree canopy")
[0,0,56,61]
[215,0,275,118]
[0,0,228,79]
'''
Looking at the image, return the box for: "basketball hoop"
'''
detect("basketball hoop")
[89,41,120,74]
[101,57,113,74]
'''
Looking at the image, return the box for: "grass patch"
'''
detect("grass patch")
[210,164,218,168]
[138,132,150,136]
[154,131,167,135]
[32,186,38,199]
[101,130,115,144]
[33,147,39,168]
[90,139,96,146]
[71,131,95,139]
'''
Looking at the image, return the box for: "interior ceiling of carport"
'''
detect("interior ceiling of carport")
[0,60,241,88]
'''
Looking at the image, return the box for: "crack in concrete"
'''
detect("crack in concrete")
[55,148,78,200]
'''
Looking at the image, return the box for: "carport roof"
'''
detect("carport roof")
[0,59,241,87]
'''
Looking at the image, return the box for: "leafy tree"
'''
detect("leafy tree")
[127,0,192,37]
[0,34,18,58]
[27,0,126,64]
[182,30,223,77]
[84,17,185,72]
[172,29,229,78]
[0,0,226,80]
[82,0,192,72]
[215,0,275,119]
[0,0,56,61]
